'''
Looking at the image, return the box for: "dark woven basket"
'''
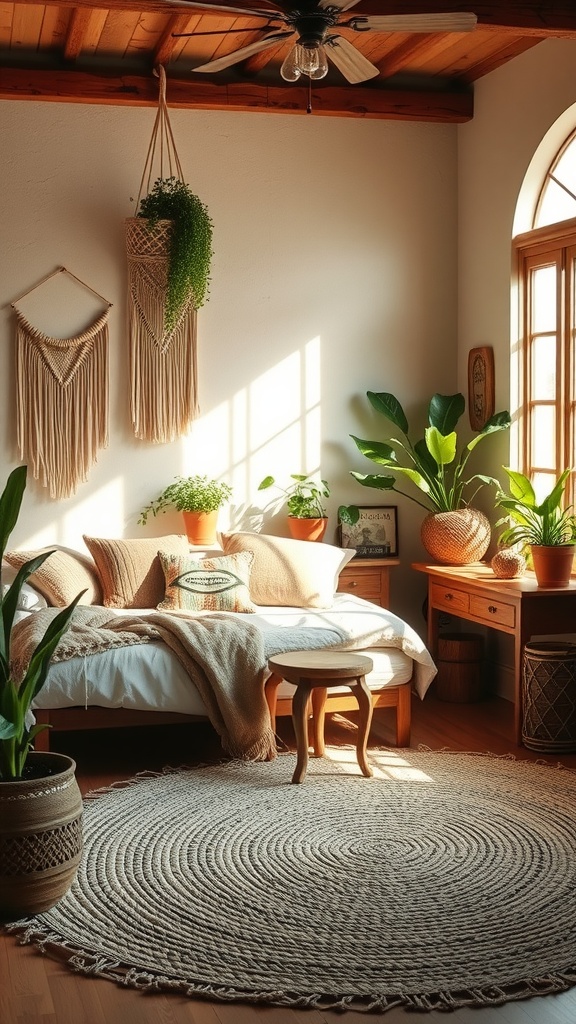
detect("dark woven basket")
[522,641,576,752]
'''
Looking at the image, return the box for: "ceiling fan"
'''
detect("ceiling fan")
[169,0,477,85]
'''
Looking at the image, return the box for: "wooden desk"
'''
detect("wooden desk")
[337,558,400,608]
[412,562,576,744]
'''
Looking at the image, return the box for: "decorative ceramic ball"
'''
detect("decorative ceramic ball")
[491,548,526,579]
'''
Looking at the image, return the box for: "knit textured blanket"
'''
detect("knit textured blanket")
[12,606,276,762]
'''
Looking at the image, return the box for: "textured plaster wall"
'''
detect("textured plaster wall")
[0,100,458,632]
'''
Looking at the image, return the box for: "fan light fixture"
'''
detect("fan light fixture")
[280,42,329,81]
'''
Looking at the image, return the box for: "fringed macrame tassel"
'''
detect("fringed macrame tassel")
[15,309,109,500]
[126,218,199,443]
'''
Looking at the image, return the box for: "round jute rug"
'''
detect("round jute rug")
[8,748,576,1014]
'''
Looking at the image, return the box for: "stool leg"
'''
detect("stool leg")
[292,684,312,784]
[264,674,281,733]
[311,687,327,756]
[352,675,374,778]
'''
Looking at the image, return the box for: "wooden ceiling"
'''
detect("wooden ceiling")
[1,1,575,122]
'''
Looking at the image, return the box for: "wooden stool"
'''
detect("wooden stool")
[267,650,374,784]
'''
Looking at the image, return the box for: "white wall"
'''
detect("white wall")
[458,37,576,693]
[0,100,458,631]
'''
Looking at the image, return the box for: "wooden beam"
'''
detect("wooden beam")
[0,66,473,121]
[11,0,576,37]
[63,7,94,60]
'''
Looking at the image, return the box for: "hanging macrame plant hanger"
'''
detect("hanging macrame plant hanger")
[126,65,200,445]
[11,266,111,501]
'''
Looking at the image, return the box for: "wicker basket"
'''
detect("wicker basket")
[522,641,576,752]
[420,508,491,565]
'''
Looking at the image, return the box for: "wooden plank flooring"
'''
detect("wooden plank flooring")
[3,695,576,1024]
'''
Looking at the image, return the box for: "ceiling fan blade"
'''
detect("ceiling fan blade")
[166,1,284,21]
[326,35,379,84]
[192,30,293,72]
[319,0,363,10]
[349,12,478,33]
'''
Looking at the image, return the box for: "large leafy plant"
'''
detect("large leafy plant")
[138,474,233,525]
[339,391,511,524]
[496,468,576,547]
[0,467,82,780]
[138,176,214,332]
[258,474,330,519]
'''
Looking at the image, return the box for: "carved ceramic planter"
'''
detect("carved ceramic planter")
[421,508,491,565]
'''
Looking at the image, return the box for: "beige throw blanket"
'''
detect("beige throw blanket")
[12,607,276,762]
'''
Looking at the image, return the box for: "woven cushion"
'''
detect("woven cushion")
[4,547,102,607]
[83,534,189,609]
[219,532,355,608]
[157,550,256,614]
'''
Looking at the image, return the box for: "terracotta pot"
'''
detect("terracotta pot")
[420,508,491,565]
[530,544,576,588]
[182,510,219,546]
[287,517,328,543]
[0,752,83,920]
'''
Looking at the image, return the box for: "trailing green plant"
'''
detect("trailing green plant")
[338,391,511,526]
[258,474,330,519]
[138,474,233,526]
[138,176,214,331]
[495,467,576,548]
[0,466,83,780]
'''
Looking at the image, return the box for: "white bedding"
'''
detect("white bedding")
[31,595,436,716]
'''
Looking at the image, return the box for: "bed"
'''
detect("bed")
[6,532,437,756]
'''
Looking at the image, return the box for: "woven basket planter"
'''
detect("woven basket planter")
[0,752,83,920]
[421,508,491,565]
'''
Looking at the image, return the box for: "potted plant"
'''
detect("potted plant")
[339,391,511,564]
[0,466,84,919]
[138,474,233,545]
[258,474,330,542]
[495,467,576,587]
[136,176,214,333]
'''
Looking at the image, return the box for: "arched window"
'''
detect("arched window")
[513,129,576,504]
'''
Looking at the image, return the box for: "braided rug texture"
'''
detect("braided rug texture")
[9,748,576,1014]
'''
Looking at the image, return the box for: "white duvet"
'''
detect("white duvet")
[31,594,436,717]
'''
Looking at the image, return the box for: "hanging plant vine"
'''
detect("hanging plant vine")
[138,176,214,332]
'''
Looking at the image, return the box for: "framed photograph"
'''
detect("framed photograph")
[339,505,398,559]
[468,346,495,430]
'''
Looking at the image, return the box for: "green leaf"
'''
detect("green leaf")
[502,467,536,505]
[467,410,512,451]
[366,392,409,434]
[414,438,438,477]
[425,427,457,466]
[350,472,397,491]
[428,394,465,435]
[350,436,398,465]
[0,466,26,561]
[0,716,17,740]
[258,476,275,490]
[338,504,360,526]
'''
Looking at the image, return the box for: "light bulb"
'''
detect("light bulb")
[280,42,329,82]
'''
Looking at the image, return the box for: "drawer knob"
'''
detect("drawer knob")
[488,605,497,614]
[349,581,358,588]
[444,592,453,601]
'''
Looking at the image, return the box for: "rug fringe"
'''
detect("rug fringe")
[5,918,576,1015]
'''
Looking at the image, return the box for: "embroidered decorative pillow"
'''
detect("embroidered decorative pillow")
[4,547,102,606]
[219,532,355,608]
[1,561,48,612]
[157,550,256,614]
[83,534,189,609]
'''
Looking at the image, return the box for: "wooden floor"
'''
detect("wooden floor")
[3,695,576,1024]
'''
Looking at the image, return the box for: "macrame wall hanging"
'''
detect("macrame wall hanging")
[11,267,111,501]
[126,65,213,444]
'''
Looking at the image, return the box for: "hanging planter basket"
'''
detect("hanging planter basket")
[126,66,213,444]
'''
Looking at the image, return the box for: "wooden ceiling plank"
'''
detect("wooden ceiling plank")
[154,12,198,64]
[80,8,108,54]
[459,37,543,82]
[11,2,43,48]
[0,66,473,121]
[377,33,445,80]
[64,8,94,60]
[0,3,14,47]
[39,3,71,48]
[97,8,140,55]
[9,1,576,36]
[127,11,166,56]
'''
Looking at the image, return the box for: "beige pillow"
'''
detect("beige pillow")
[83,534,189,609]
[219,532,355,608]
[157,550,256,614]
[4,547,102,607]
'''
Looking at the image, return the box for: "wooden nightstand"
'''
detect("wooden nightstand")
[337,558,400,609]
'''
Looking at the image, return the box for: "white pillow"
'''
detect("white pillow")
[1,562,48,613]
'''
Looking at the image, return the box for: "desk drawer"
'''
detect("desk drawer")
[430,582,469,614]
[338,570,381,601]
[469,595,516,628]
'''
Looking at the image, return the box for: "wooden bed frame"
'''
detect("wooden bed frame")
[32,674,412,752]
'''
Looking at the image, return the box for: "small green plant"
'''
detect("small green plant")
[339,391,510,526]
[0,467,83,780]
[258,474,330,519]
[138,176,214,332]
[138,474,233,525]
[495,468,576,547]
